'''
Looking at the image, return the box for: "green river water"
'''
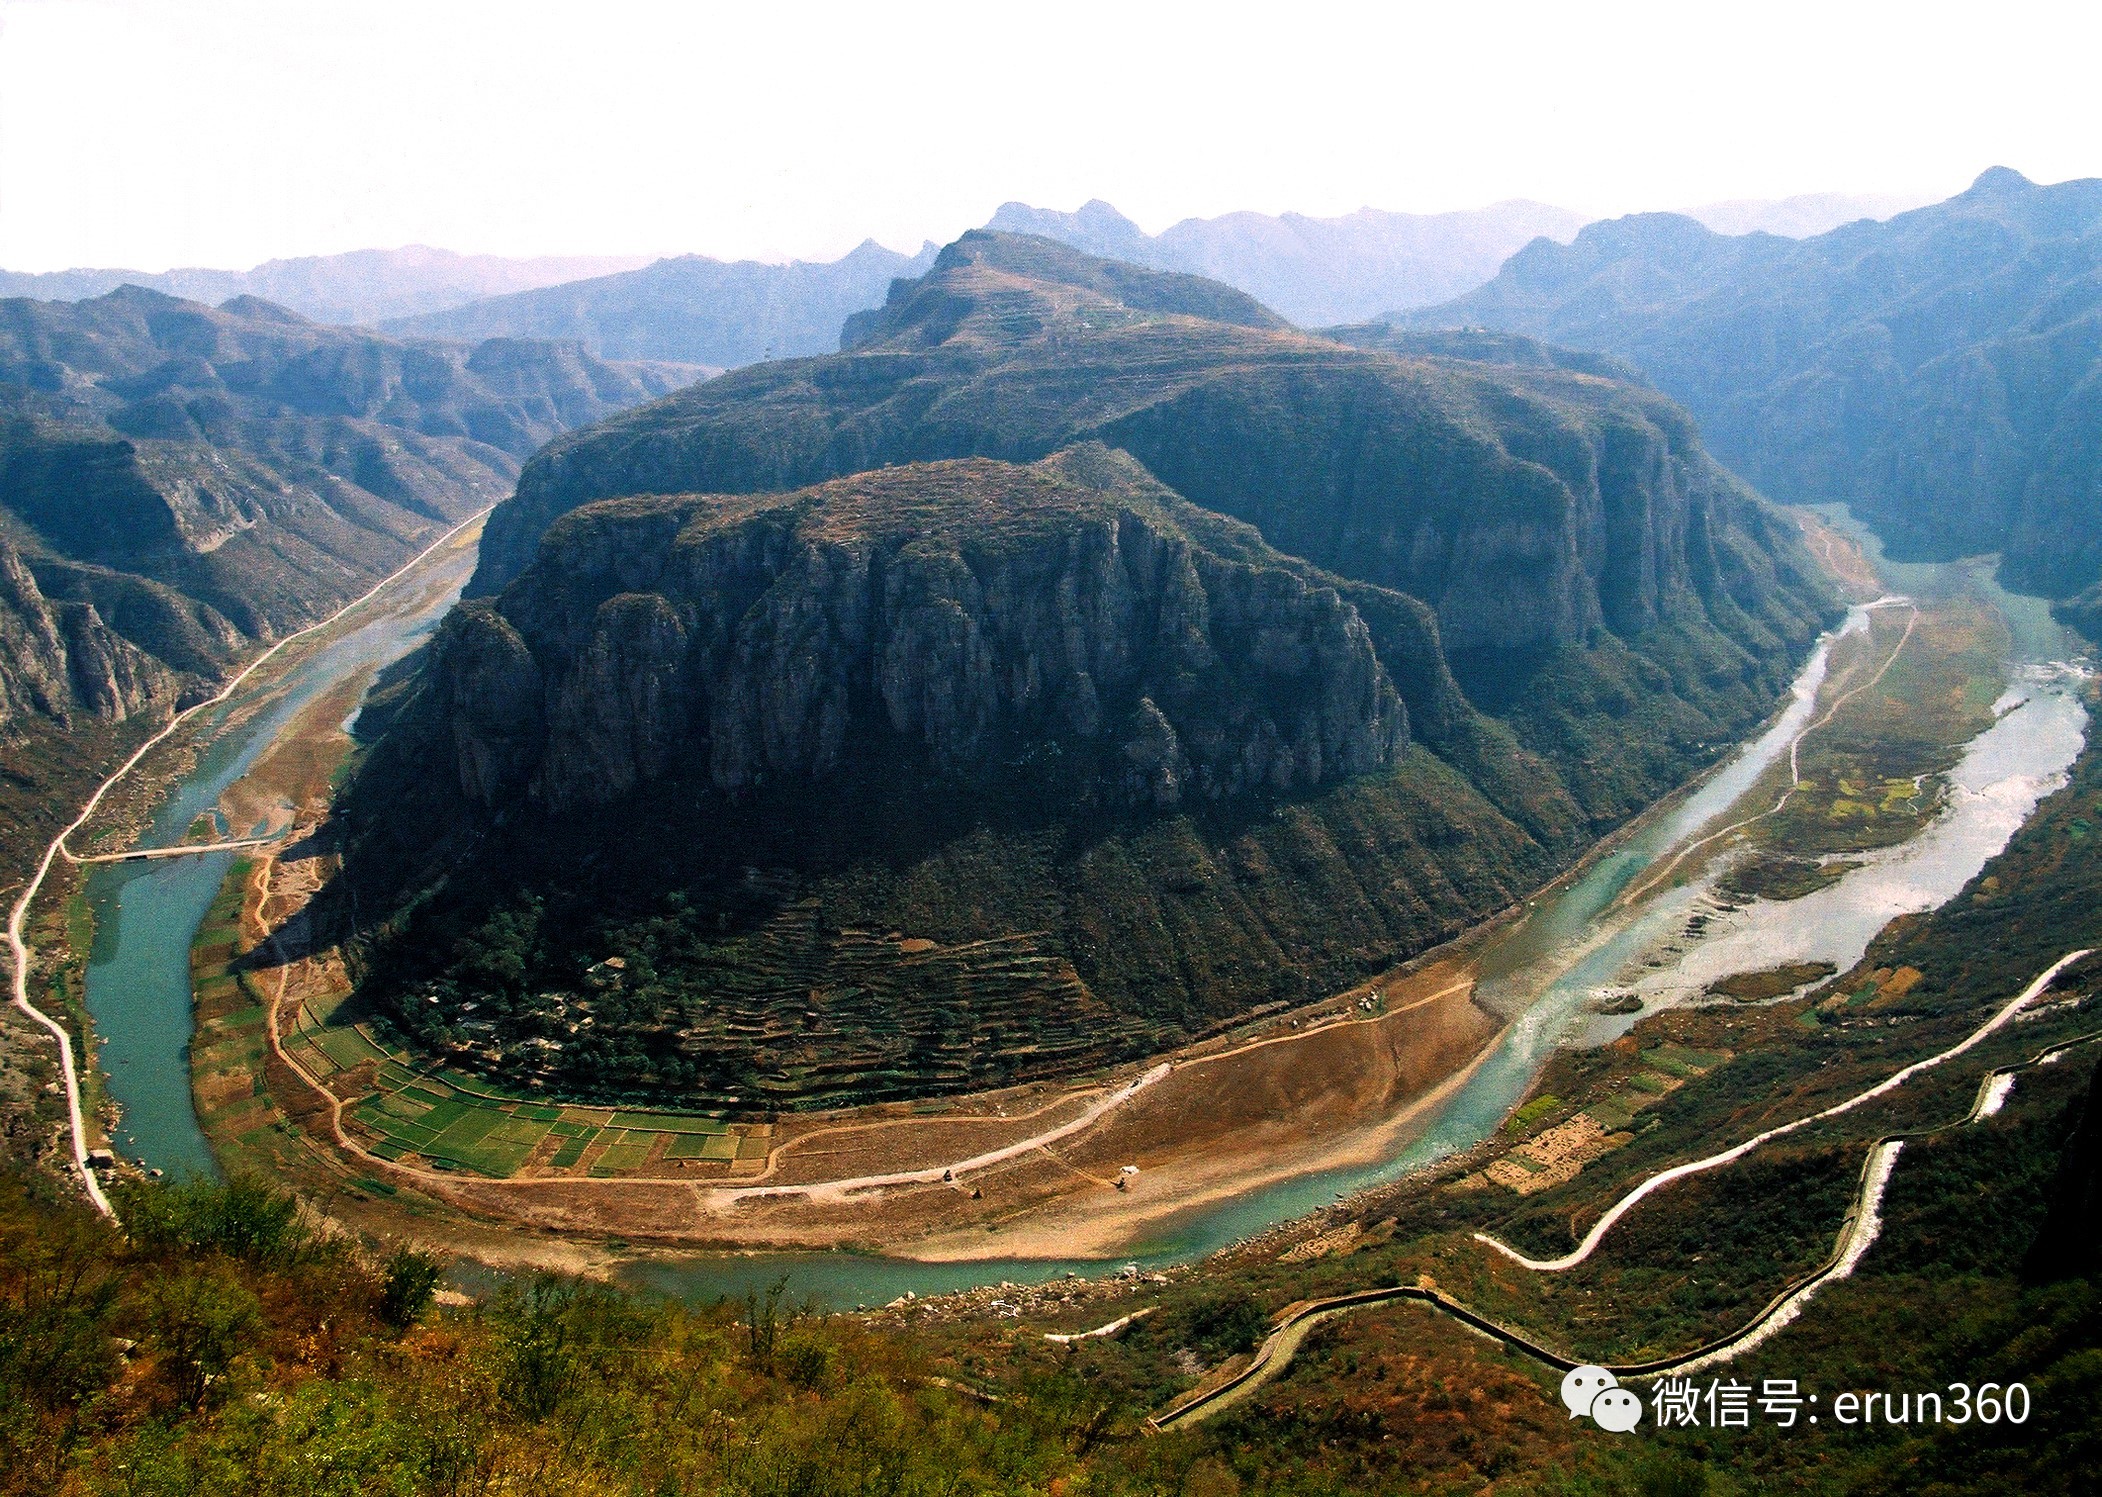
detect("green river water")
[82,521,2088,1308]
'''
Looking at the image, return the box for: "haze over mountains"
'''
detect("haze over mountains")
[0,247,652,327]
[981,199,1587,325]
[0,288,689,743]
[1682,190,1934,238]
[1406,167,2102,616]
[0,190,1931,376]
[343,231,1833,1108]
[382,240,939,370]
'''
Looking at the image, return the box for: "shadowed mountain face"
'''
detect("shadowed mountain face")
[0,286,695,740]
[382,240,938,369]
[1408,168,2102,608]
[420,447,1434,813]
[341,234,1835,1109]
[475,232,1819,669]
[984,199,1588,324]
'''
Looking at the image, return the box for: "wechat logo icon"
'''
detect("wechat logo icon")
[1561,1364,1642,1433]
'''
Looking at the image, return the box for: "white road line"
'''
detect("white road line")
[716,1063,1172,1204]
[1474,949,2093,1271]
[5,509,488,1217]
[66,838,277,865]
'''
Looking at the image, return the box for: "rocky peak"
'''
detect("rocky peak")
[425,447,1434,812]
[0,535,168,734]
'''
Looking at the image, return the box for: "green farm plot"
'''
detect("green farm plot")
[312,1023,389,1071]
[338,1052,764,1178]
[591,1138,656,1175]
[1589,1094,1643,1130]
[611,1110,730,1134]
[1645,1042,1730,1077]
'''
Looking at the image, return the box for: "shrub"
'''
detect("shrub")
[146,1268,260,1409]
[1182,1292,1267,1358]
[377,1246,444,1332]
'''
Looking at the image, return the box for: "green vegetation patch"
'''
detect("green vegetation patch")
[1505,1093,1563,1134]
[609,1111,728,1135]
[1645,1041,1728,1074]
[1588,1094,1643,1130]
[312,1024,389,1070]
[1704,961,1838,1003]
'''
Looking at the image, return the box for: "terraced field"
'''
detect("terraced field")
[197,869,778,1182]
[286,1012,776,1180]
[506,899,1138,1112]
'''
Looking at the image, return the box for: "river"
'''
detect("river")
[82,542,479,1179]
[81,519,2088,1308]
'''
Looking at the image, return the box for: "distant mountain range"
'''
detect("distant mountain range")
[981,199,1589,325]
[0,247,652,327]
[367,193,1930,361]
[377,203,1600,361]
[1680,191,1936,239]
[0,288,691,744]
[381,240,938,370]
[0,191,1934,375]
[1404,167,2102,613]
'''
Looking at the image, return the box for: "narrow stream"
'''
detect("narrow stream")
[81,524,2088,1309]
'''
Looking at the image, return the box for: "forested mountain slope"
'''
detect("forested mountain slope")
[1410,168,2102,605]
[340,235,1835,1109]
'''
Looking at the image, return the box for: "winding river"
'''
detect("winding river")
[81,518,2088,1308]
[82,542,480,1180]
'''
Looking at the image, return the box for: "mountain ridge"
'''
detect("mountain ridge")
[0,285,694,745]
[1405,167,2102,602]
[382,241,939,369]
[983,198,1588,324]
[0,245,654,327]
[340,233,1837,1109]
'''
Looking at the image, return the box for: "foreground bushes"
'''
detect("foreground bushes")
[0,1169,1091,1496]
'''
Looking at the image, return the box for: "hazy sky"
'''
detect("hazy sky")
[3,0,2097,272]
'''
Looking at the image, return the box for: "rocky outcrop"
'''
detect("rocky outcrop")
[1408,168,2102,606]
[0,537,169,734]
[0,285,696,642]
[469,231,1816,675]
[426,448,1433,812]
[343,236,1835,1110]
[0,286,696,757]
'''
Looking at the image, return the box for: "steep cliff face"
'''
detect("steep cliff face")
[0,537,169,734]
[0,287,697,749]
[471,232,1812,673]
[1408,169,2102,607]
[424,449,1437,813]
[348,448,1571,1109]
[343,236,1834,1111]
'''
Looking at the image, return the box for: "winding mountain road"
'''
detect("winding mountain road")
[5,509,489,1218]
[1473,946,2090,1271]
[1149,950,2095,1428]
